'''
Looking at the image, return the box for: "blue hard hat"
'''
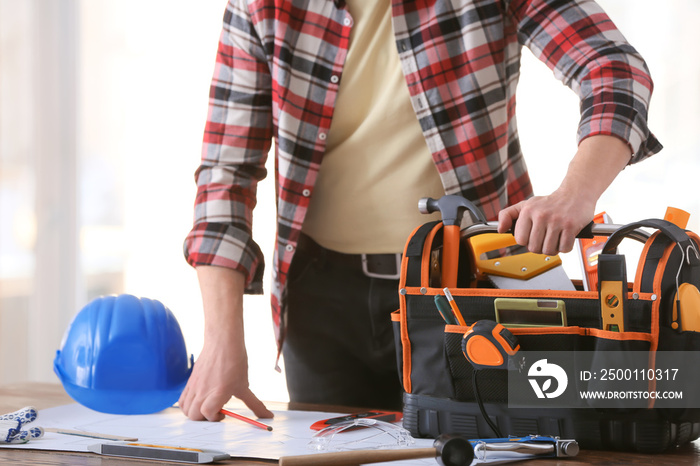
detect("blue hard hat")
[54,294,193,414]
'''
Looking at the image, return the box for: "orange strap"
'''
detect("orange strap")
[442,224,460,288]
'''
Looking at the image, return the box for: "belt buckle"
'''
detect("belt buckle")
[361,253,402,280]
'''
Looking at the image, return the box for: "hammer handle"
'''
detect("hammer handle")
[278,447,436,465]
[442,224,461,288]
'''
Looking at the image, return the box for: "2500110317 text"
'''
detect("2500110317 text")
[580,368,679,382]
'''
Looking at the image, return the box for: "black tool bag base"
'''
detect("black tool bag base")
[404,392,700,453]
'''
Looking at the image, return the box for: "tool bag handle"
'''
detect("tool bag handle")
[402,221,442,288]
[401,220,630,289]
[401,221,657,289]
[601,219,700,298]
[602,218,699,263]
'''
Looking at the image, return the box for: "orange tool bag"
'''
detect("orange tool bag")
[392,195,700,452]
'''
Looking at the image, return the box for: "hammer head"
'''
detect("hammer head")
[418,195,487,226]
[433,434,474,466]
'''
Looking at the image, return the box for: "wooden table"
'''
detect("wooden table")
[1,382,699,465]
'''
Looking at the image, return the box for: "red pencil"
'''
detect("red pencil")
[220,408,273,431]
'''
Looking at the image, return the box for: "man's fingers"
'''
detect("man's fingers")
[238,389,274,419]
[181,380,272,421]
[497,211,513,233]
[541,227,562,256]
[497,204,522,234]
[178,384,190,409]
[200,395,227,422]
[181,389,208,422]
[558,228,577,254]
[177,384,194,418]
[513,214,533,250]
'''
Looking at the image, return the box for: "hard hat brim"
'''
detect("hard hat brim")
[57,375,189,415]
[54,356,192,415]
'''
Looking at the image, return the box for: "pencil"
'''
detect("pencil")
[443,287,467,326]
[43,427,138,441]
[220,408,273,432]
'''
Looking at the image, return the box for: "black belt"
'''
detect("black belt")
[297,234,402,280]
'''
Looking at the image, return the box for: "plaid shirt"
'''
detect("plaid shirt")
[184,0,661,346]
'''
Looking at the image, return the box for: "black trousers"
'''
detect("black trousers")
[283,234,403,411]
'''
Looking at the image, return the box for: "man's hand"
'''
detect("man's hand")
[498,135,633,255]
[498,190,594,255]
[178,332,272,422]
[178,266,273,422]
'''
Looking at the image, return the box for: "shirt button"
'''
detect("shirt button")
[343,17,352,27]
[302,189,311,197]
[330,75,339,84]
[285,244,295,252]
[318,132,327,140]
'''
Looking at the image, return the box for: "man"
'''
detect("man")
[179,0,661,421]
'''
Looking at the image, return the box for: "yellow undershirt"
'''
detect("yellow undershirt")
[301,0,445,254]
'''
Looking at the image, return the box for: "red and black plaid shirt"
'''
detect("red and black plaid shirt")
[185,0,661,344]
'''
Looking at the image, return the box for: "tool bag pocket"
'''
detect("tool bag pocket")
[398,291,656,404]
[394,212,700,451]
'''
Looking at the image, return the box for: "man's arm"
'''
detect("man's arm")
[181,0,273,421]
[508,0,661,165]
[498,134,631,255]
[498,0,661,253]
[178,266,273,421]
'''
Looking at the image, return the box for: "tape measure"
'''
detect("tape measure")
[462,320,520,370]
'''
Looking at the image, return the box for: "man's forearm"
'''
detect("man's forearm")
[180,265,273,421]
[196,265,247,340]
[559,134,633,205]
[498,134,634,254]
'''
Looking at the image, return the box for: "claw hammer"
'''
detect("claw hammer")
[418,195,487,288]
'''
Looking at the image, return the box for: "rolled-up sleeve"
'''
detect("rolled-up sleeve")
[184,0,273,294]
[511,0,662,163]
